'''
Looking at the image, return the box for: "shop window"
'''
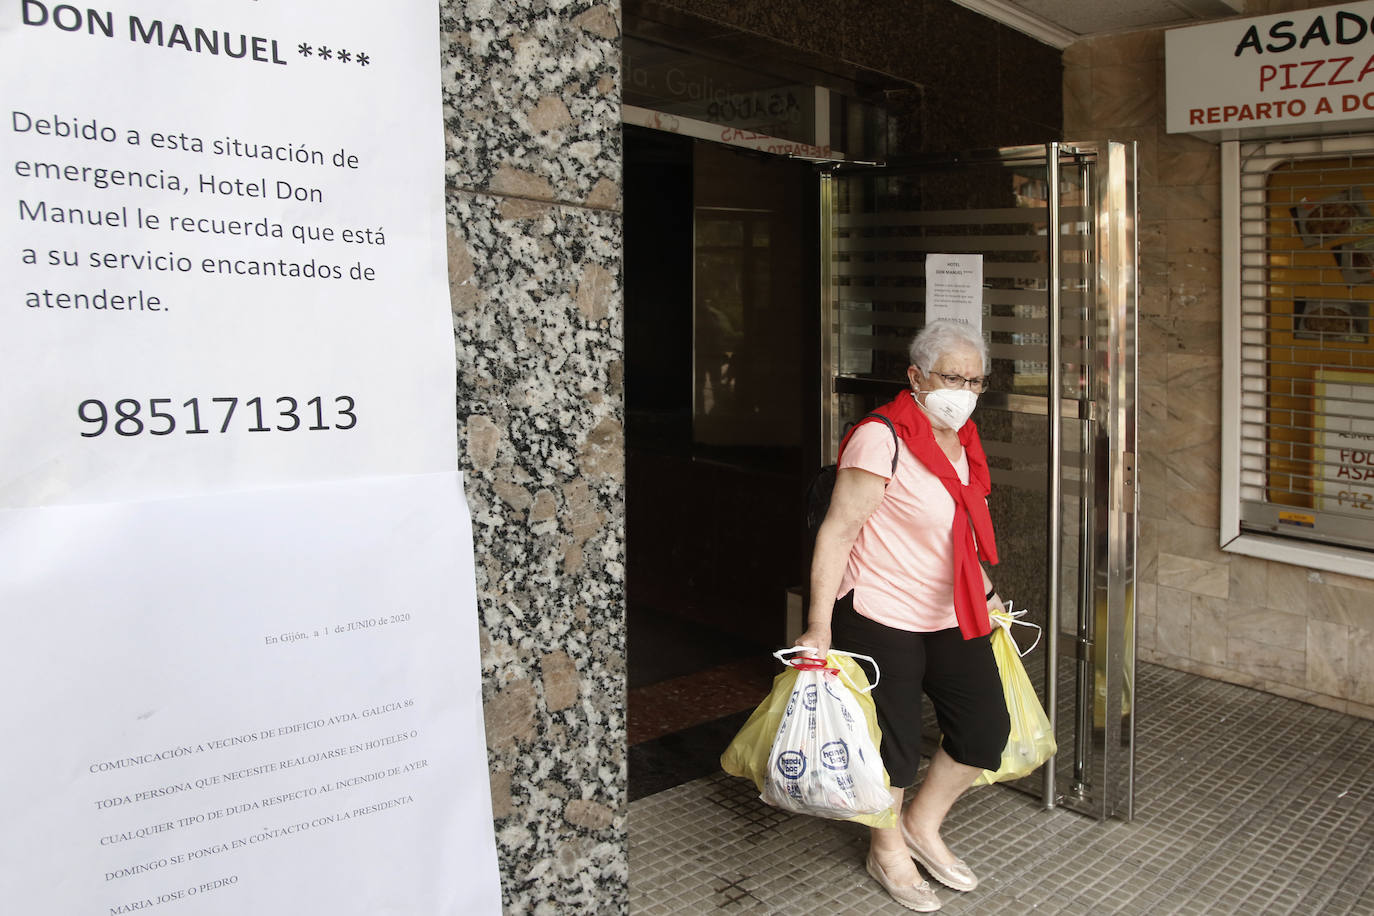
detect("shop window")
[1222,136,1374,574]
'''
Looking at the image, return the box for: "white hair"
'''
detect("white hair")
[908,320,989,374]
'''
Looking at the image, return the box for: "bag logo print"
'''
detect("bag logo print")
[802,685,818,710]
[775,750,807,779]
[820,740,850,771]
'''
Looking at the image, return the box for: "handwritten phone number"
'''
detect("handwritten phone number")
[77,396,357,437]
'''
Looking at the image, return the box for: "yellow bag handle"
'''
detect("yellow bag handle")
[989,601,1042,657]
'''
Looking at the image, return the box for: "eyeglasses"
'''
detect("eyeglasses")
[931,372,988,392]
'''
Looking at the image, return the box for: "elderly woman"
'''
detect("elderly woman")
[797,320,1009,912]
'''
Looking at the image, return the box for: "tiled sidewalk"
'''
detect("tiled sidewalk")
[629,664,1374,914]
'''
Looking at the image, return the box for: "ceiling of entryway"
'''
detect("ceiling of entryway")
[958,0,1247,47]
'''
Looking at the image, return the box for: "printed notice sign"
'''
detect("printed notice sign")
[0,1,501,913]
[0,0,457,507]
[0,475,500,914]
[925,253,983,331]
[1314,371,1374,516]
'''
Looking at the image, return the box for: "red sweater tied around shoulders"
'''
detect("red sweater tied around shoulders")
[838,391,998,640]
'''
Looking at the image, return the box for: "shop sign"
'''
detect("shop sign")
[624,40,817,144]
[1166,1,1374,139]
[1314,371,1374,515]
[622,104,839,160]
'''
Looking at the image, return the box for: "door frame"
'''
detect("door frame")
[818,141,1139,819]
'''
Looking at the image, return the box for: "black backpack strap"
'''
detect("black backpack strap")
[855,412,899,478]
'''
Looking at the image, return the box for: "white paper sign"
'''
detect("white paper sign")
[1166,2,1374,139]
[1,0,457,507]
[0,473,500,914]
[0,1,501,913]
[925,253,983,332]
[1314,372,1374,514]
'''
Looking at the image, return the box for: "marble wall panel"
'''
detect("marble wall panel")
[1137,518,1158,582]
[1139,186,1167,222]
[1166,251,1221,314]
[447,167,625,916]
[1137,450,1170,522]
[1155,586,1192,658]
[1088,30,1162,67]
[1140,313,1182,355]
[1139,378,1168,443]
[1169,318,1222,358]
[1227,634,1306,687]
[1061,62,1093,134]
[1165,186,1221,223]
[1167,487,1219,531]
[1136,580,1158,654]
[1157,148,1220,188]
[1165,441,1220,498]
[441,1,621,208]
[1308,581,1374,631]
[1155,517,1226,564]
[1157,552,1228,599]
[1228,604,1307,650]
[1227,554,1270,608]
[1165,355,1220,444]
[1166,218,1221,255]
[1264,562,1311,612]
[1319,570,1374,594]
[1066,20,1374,719]
[1062,38,1091,71]
[1190,595,1229,665]
[1350,627,1374,706]
[1088,62,1159,129]
[1305,618,1351,698]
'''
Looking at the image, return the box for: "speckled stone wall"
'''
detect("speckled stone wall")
[438,1,627,911]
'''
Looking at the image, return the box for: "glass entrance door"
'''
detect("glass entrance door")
[820,142,1139,819]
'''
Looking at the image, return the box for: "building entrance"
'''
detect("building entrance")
[624,124,822,796]
[822,143,1139,818]
[625,131,1139,818]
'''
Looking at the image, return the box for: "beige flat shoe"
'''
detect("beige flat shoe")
[865,852,942,912]
[900,822,978,892]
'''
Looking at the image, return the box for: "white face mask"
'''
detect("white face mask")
[913,387,978,430]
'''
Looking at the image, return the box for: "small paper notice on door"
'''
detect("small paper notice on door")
[925,254,984,332]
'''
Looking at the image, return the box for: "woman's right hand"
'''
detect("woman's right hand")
[793,626,832,659]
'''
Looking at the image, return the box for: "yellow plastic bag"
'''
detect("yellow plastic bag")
[972,608,1057,786]
[721,650,897,828]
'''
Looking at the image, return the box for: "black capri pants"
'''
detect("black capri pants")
[831,591,1010,787]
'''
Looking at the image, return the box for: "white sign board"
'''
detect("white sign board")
[1314,371,1374,515]
[2,0,459,507]
[925,253,983,331]
[0,474,500,914]
[1166,2,1374,139]
[0,0,501,912]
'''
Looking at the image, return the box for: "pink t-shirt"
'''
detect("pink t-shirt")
[837,420,968,632]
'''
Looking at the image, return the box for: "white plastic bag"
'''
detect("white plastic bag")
[760,649,892,819]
